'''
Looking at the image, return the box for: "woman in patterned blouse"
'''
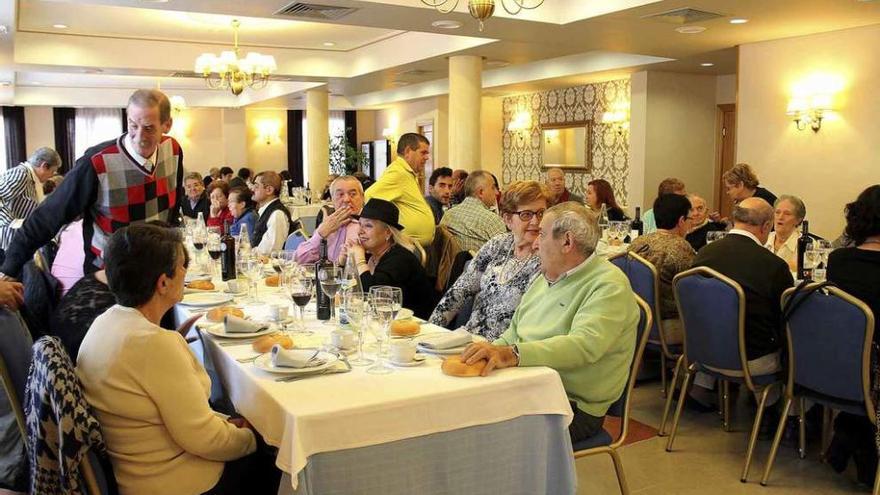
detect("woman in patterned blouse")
[430,181,551,341]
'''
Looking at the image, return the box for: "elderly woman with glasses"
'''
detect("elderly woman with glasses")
[430,181,551,341]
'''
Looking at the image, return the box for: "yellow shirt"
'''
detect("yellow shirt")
[365,157,435,245]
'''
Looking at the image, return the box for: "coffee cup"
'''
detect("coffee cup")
[330,329,355,350]
[226,279,241,293]
[389,340,417,363]
[268,304,289,322]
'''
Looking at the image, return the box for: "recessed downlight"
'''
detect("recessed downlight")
[322,41,336,47]
[52,23,68,29]
[675,26,707,34]
[0,81,11,87]
[700,62,714,67]
[729,18,749,24]
[432,20,462,29]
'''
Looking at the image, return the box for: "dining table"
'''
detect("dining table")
[175,274,577,495]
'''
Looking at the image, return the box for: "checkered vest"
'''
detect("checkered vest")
[88,135,181,268]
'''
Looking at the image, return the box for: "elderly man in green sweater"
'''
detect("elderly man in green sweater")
[462,202,639,442]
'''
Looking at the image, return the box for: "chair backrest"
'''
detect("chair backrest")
[674,267,751,385]
[609,252,663,343]
[445,250,474,293]
[609,295,652,446]
[412,241,428,268]
[0,309,33,438]
[80,447,118,495]
[283,229,308,251]
[783,284,875,420]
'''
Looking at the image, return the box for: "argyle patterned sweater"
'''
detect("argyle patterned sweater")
[0,135,183,278]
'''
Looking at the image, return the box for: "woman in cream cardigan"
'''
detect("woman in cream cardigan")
[76,223,278,495]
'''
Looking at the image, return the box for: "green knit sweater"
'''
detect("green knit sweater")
[495,254,639,417]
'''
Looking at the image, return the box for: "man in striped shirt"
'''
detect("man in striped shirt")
[0,147,62,250]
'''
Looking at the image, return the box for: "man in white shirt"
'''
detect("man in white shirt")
[250,171,292,255]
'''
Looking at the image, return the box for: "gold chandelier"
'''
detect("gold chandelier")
[420,0,545,31]
[194,20,277,96]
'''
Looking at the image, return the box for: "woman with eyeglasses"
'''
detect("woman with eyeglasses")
[226,186,257,239]
[430,181,551,341]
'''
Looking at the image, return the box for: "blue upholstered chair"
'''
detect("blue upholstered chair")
[666,267,782,483]
[760,284,878,493]
[573,295,652,495]
[0,309,33,439]
[608,251,682,434]
[283,229,308,251]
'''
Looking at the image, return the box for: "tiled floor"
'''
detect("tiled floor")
[575,379,871,494]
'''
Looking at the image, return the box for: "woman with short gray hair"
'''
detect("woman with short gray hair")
[0,147,62,249]
[764,194,807,270]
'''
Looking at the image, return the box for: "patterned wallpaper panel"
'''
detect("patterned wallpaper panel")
[501,79,630,203]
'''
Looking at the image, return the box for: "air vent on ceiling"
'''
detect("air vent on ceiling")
[642,7,725,24]
[169,71,200,78]
[275,2,358,20]
[397,69,434,78]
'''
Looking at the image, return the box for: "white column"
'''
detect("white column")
[306,88,329,192]
[448,55,482,170]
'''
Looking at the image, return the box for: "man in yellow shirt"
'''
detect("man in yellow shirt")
[365,133,435,245]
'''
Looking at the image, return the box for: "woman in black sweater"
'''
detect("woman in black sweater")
[825,184,880,486]
[343,199,434,319]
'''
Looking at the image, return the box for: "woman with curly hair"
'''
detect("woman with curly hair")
[824,184,880,486]
[586,179,627,221]
[722,163,777,206]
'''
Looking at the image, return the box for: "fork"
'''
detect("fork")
[274,368,351,382]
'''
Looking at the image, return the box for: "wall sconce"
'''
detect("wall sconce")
[382,127,396,146]
[256,120,281,145]
[786,93,833,132]
[507,111,532,132]
[544,129,558,144]
[169,95,187,116]
[601,101,630,136]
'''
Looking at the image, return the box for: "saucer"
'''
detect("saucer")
[389,354,427,367]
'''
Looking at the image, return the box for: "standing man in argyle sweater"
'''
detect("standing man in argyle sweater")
[0,89,184,280]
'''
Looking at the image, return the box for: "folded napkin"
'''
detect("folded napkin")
[271,346,326,368]
[224,315,268,334]
[418,329,473,350]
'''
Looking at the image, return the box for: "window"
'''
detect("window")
[301,110,346,188]
[74,108,123,158]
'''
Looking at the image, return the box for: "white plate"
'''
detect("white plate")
[185,273,212,283]
[253,351,339,375]
[180,292,234,307]
[395,308,414,320]
[203,323,278,339]
[390,354,427,367]
[184,287,218,294]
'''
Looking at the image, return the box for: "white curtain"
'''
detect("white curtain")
[74,108,123,158]
[301,111,347,188]
[0,111,6,172]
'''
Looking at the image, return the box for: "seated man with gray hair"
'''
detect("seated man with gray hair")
[440,170,506,252]
[461,202,639,443]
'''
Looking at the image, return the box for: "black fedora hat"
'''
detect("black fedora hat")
[353,198,405,231]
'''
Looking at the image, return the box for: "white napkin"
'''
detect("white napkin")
[271,346,326,368]
[418,329,473,350]
[224,315,268,334]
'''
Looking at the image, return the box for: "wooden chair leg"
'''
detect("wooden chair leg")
[660,353,668,399]
[665,368,693,452]
[760,396,792,486]
[659,356,682,437]
[742,384,775,483]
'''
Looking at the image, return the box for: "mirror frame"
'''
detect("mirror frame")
[540,121,592,172]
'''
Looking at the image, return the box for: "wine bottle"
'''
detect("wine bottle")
[305,183,312,205]
[630,206,643,241]
[796,220,812,280]
[220,219,236,281]
[315,239,332,321]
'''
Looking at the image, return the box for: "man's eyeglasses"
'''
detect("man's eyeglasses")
[511,209,546,221]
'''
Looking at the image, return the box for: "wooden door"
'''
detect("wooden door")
[714,104,736,219]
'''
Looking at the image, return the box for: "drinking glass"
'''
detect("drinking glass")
[809,239,833,282]
[270,250,285,275]
[318,265,341,325]
[367,289,394,374]
[243,256,265,304]
[345,291,374,366]
[706,231,727,244]
[192,225,208,273]
[206,231,222,278]
[287,275,313,335]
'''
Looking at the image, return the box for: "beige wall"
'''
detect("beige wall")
[24,106,55,157]
[374,96,448,166]
[630,71,718,210]
[244,108,288,174]
[737,24,880,239]
[480,96,503,179]
[716,74,737,105]
[356,110,376,146]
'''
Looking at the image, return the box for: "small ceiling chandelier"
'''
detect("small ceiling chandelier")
[194,19,277,96]
[420,0,545,31]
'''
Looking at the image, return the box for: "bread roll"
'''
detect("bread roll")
[252,334,294,353]
[206,306,245,322]
[264,275,280,287]
[390,319,420,337]
[187,279,215,290]
[441,356,487,377]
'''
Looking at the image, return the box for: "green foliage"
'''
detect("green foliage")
[329,129,367,176]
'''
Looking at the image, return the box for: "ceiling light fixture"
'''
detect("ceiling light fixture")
[729,18,748,24]
[675,25,707,34]
[422,0,545,31]
[322,41,336,47]
[52,23,68,29]
[700,62,714,67]
[431,19,462,29]
[194,19,277,96]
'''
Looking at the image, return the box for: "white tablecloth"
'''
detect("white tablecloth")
[175,285,574,491]
[283,202,325,221]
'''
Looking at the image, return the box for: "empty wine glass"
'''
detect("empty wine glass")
[318,265,341,326]
[345,291,374,366]
[367,289,394,375]
[242,256,264,304]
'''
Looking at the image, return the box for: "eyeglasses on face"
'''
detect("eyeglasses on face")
[511,209,546,221]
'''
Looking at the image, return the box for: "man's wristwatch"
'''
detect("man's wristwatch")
[511,344,520,366]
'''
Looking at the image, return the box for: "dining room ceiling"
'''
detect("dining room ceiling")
[3,0,880,108]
